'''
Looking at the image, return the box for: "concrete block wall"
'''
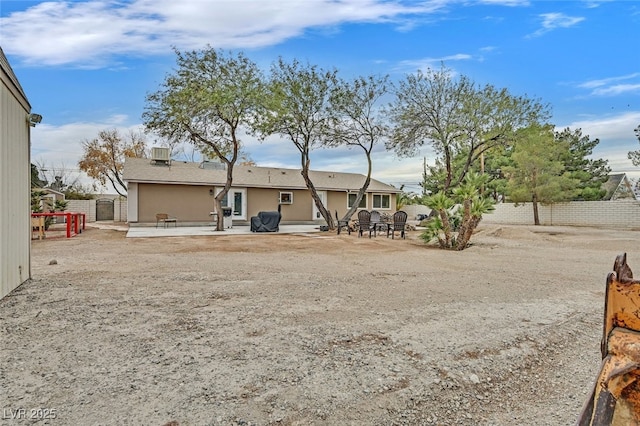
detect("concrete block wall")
[403,204,432,220]
[116,199,127,222]
[483,200,640,229]
[60,199,638,228]
[66,199,97,222]
[64,199,128,223]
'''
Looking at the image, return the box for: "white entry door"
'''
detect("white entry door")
[216,187,247,220]
[312,191,327,220]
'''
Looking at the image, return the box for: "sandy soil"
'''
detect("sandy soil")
[2,223,640,425]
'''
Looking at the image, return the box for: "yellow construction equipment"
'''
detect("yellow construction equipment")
[578,253,640,425]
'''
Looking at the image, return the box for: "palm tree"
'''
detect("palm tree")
[423,191,455,248]
[422,173,494,250]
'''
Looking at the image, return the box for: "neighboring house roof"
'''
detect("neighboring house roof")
[602,173,637,201]
[123,158,398,193]
[31,188,65,197]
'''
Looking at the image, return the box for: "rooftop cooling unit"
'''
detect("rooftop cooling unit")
[151,147,170,164]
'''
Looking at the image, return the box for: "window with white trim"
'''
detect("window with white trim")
[279,192,293,204]
[348,193,367,208]
[372,194,390,209]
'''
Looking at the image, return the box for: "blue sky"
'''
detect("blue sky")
[2,0,639,194]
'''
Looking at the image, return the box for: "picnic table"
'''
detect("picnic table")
[31,212,86,238]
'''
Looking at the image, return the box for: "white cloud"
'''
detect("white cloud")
[576,73,640,97]
[479,46,498,53]
[1,0,442,67]
[30,116,145,192]
[395,54,473,73]
[477,0,530,6]
[579,73,640,89]
[30,118,394,190]
[583,0,615,8]
[561,111,640,141]
[560,111,640,179]
[528,12,585,37]
[592,84,640,97]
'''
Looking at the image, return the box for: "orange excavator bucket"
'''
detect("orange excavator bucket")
[578,253,640,425]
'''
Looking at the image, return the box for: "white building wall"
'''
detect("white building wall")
[1,53,31,299]
[127,182,138,222]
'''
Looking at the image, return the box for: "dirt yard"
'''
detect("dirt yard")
[2,223,639,425]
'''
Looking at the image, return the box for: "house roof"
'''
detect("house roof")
[123,157,398,193]
[602,173,636,201]
[31,188,65,197]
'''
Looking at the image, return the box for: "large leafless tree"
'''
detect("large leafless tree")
[78,129,147,197]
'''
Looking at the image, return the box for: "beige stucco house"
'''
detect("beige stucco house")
[123,155,398,226]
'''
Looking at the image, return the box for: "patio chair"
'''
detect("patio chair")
[335,210,351,235]
[156,213,177,228]
[387,210,408,239]
[369,210,383,236]
[357,210,372,238]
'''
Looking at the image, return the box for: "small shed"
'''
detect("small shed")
[1,47,36,299]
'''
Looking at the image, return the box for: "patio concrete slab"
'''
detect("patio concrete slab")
[125,224,323,238]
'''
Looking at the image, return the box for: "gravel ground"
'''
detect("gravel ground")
[2,223,639,425]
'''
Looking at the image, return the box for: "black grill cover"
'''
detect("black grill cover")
[250,211,281,232]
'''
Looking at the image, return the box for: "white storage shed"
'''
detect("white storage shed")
[1,47,36,299]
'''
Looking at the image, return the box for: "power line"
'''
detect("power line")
[39,168,84,173]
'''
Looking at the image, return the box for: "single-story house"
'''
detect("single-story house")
[602,173,637,201]
[123,153,399,226]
